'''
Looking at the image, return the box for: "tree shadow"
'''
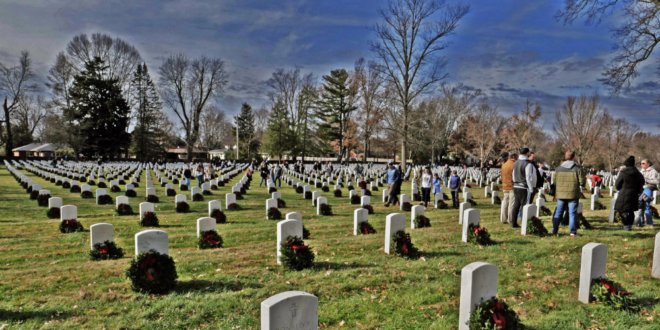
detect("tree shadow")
[0,308,74,322]
[312,262,376,270]
[172,278,263,294]
[422,250,463,258]
[158,224,184,228]
[611,232,656,239]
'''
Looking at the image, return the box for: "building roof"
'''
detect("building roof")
[166,147,208,154]
[13,143,59,152]
[209,148,233,154]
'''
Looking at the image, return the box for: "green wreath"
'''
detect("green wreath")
[280,236,315,271]
[362,204,375,214]
[268,207,282,220]
[47,207,60,219]
[197,230,224,249]
[202,190,212,195]
[591,277,640,312]
[467,297,524,330]
[526,216,549,237]
[81,191,93,198]
[414,215,431,228]
[334,189,342,197]
[467,224,494,246]
[320,204,332,216]
[90,241,125,260]
[176,201,190,213]
[126,250,178,294]
[38,194,51,207]
[166,189,176,196]
[359,221,376,235]
[402,202,412,212]
[302,226,311,239]
[116,203,133,216]
[70,185,81,193]
[111,186,121,193]
[146,195,160,203]
[210,209,226,223]
[30,190,39,200]
[97,195,113,205]
[59,219,84,233]
[277,198,286,208]
[140,212,159,227]
[351,195,361,204]
[125,189,137,197]
[390,230,419,259]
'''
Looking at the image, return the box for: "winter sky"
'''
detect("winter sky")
[1,0,658,132]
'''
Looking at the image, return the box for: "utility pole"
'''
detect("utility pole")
[236,125,239,160]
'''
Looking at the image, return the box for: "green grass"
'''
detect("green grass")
[0,167,658,329]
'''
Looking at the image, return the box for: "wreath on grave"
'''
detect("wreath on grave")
[467,224,494,246]
[50,178,56,184]
[487,192,492,198]
[210,184,217,190]
[145,195,159,203]
[467,297,524,330]
[362,189,371,196]
[240,187,246,195]
[413,193,421,201]
[651,206,659,219]
[302,226,311,239]
[193,193,204,201]
[613,210,623,223]
[29,190,39,200]
[116,203,133,216]
[320,186,328,193]
[210,209,226,223]
[47,207,60,219]
[593,201,606,210]
[443,193,450,200]
[402,201,412,212]
[180,185,188,191]
[98,195,113,205]
[390,230,419,259]
[126,250,178,294]
[88,179,95,185]
[164,188,174,197]
[80,177,87,183]
[491,196,501,205]
[267,207,282,220]
[591,277,641,312]
[202,190,212,196]
[575,213,593,230]
[320,203,332,216]
[132,182,139,188]
[436,200,448,209]
[362,204,375,214]
[118,180,126,185]
[81,190,93,198]
[526,216,549,237]
[540,206,552,216]
[59,219,84,233]
[90,241,125,261]
[161,182,167,187]
[69,185,81,193]
[38,194,51,207]
[339,183,345,188]
[280,236,315,271]
[414,215,431,228]
[315,182,322,188]
[234,191,243,200]
[269,187,277,193]
[62,181,71,189]
[97,182,107,188]
[466,183,472,188]
[350,195,361,205]
[277,198,286,208]
[23,182,30,190]
[140,212,159,227]
[492,186,500,191]
[125,189,137,198]
[580,192,586,199]
[198,230,223,249]
[468,199,477,206]
[348,185,354,191]
[300,191,310,200]
[334,189,342,197]
[539,193,546,202]
[359,221,376,235]
[227,203,239,211]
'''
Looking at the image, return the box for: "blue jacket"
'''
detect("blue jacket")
[449,175,462,190]
[387,168,400,185]
[432,178,442,193]
[444,168,451,178]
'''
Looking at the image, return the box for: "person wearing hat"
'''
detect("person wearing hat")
[551,151,586,237]
[615,156,645,231]
[510,147,537,229]
[384,161,401,207]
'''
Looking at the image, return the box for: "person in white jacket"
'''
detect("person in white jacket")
[639,159,659,226]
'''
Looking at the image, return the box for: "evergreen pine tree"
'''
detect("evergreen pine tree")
[130,63,164,160]
[234,103,258,159]
[65,57,131,158]
[315,69,358,161]
[264,98,291,160]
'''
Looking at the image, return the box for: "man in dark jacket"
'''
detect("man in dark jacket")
[384,161,401,207]
[511,147,537,229]
[443,165,451,186]
[615,156,645,231]
[183,165,192,188]
[259,165,269,187]
[551,151,586,237]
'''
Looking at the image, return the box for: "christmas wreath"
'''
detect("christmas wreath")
[347,185,354,191]
[494,196,502,205]
[116,203,133,216]
[166,189,175,196]
[575,213,593,230]
[211,184,217,190]
[614,210,623,223]
[97,194,113,205]
[234,192,242,200]
[125,189,137,198]
[198,230,223,249]
[467,297,524,330]
[193,193,204,201]
[362,204,375,214]
[227,203,239,211]
[402,202,412,212]
[436,200,448,209]
[59,219,83,233]
[296,186,303,194]
[118,180,126,185]
[277,198,286,208]
[176,201,189,213]
[487,192,492,198]
[161,182,167,187]
[80,177,88,183]
[131,182,139,187]
[591,277,640,312]
[468,198,477,206]
[539,194,546,202]
[413,193,421,201]
[203,190,212,196]
[351,195,361,204]
[492,186,500,191]
[47,207,60,219]
[320,203,332,216]
[269,187,277,193]
[466,183,472,188]
[443,193,450,200]
[540,206,552,216]
[62,181,71,189]
[467,224,494,246]
[322,186,329,192]
[81,190,93,198]
[315,182,322,188]
[592,201,606,210]
[651,206,659,219]
[526,216,549,237]
[302,226,311,239]
[280,236,315,271]
[97,182,107,188]
[210,209,226,223]
[126,250,178,294]
[88,179,95,185]
[359,221,376,235]
[268,207,282,220]
[29,190,39,200]
[38,194,51,207]
[172,179,179,184]
[140,212,159,227]
[304,191,312,200]
[69,184,81,193]
[50,178,56,183]
[334,189,342,197]
[372,186,378,191]
[390,230,419,259]
[240,187,246,195]
[146,195,159,203]
[414,215,431,228]
[180,185,188,191]
[90,241,125,261]
[339,183,345,188]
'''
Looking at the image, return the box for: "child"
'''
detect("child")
[449,170,462,209]
[359,177,367,196]
[432,173,442,202]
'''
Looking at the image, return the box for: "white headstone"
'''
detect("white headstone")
[90,223,114,250]
[590,194,599,211]
[459,202,471,225]
[653,232,660,279]
[135,230,169,256]
[462,209,481,243]
[521,205,538,236]
[463,192,472,203]
[609,198,617,224]
[175,194,186,203]
[95,189,107,204]
[277,219,303,264]
[272,192,282,200]
[382,189,389,202]
[285,212,302,222]
[226,193,236,206]
[39,189,50,196]
[578,243,608,303]
[491,190,499,204]
[197,217,217,237]
[312,191,321,205]
[209,200,222,216]
[146,187,156,197]
[384,213,406,255]
[146,180,153,188]
[48,197,63,209]
[399,194,409,211]
[353,208,369,236]
[116,195,129,208]
[81,184,90,192]
[139,202,154,220]
[267,198,278,211]
[61,205,77,220]
[458,262,498,330]
[261,291,318,330]
[434,192,444,208]
[484,186,491,197]
[535,198,545,217]
[191,187,201,197]
[349,190,357,199]
[316,197,328,215]
[361,196,371,206]
[411,205,425,229]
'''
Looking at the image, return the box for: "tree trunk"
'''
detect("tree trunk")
[3,98,13,159]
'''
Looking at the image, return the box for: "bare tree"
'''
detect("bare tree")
[554,94,609,165]
[253,106,270,145]
[46,52,76,111]
[466,103,506,169]
[0,51,37,157]
[502,99,545,152]
[601,114,640,169]
[199,105,232,150]
[158,53,229,161]
[15,94,48,137]
[370,0,470,171]
[354,58,386,162]
[557,0,660,94]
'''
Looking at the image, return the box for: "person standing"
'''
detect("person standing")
[359,177,367,197]
[528,151,541,204]
[259,164,269,187]
[271,164,282,188]
[551,151,586,237]
[511,147,537,229]
[420,167,432,208]
[449,170,462,209]
[443,165,451,187]
[184,165,192,188]
[614,156,645,231]
[195,162,205,188]
[204,163,213,182]
[500,152,517,224]
[432,173,442,201]
[384,161,401,207]
[639,159,659,226]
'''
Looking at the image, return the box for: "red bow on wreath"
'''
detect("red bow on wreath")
[599,279,631,296]
[203,233,219,246]
[490,302,507,329]
[66,220,77,228]
[401,237,410,254]
[474,226,482,235]
[140,254,159,280]
[291,244,309,250]
[99,245,108,254]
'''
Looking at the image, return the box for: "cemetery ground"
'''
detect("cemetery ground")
[0,169,659,330]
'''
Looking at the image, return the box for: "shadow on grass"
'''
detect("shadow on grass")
[158,224,185,228]
[0,309,74,322]
[422,251,463,258]
[172,279,264,294]
[312,261,376,270]
[611,232,656,239]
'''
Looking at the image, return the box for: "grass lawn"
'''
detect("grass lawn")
[0,166,658,329]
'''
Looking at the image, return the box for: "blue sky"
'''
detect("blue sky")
[1,0,658,132]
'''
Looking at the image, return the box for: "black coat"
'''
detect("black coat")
[614,166,645,212]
